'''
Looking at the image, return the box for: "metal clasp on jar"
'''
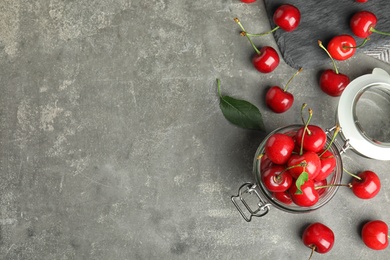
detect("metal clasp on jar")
[325,125,351,154]
[231,183,271,222]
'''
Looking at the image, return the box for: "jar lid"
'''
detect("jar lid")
[337,68,390,160]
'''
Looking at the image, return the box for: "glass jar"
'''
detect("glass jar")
[232,68,390,222]
[232,125,343,222]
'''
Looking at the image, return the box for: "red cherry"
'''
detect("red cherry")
[302,222,335,255]
[240,0,256,3]
[314,178,327,196]
[350,11,377,38]
[273,4,301,32]
[295,125,327,153]
[356,0,368,2]
[327,35,357,61]
[319,69,350,97]
[264,133,295,165]
[287,152,321,180]
[261,165,293,192]
[315,150,336,181]
[265,86,294,113]
[252,46,280,73]
[265,68,302,113]
[289,179,319,207]
[351,170,381,199]
[273,191,293,204]
[234,19,280,73]
[362,220,389,250]
[259,154,274,172]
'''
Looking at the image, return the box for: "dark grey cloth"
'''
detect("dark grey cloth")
[263,0,390,69]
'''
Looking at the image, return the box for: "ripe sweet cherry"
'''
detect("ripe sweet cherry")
[362,220,389,250]
[350,11,390,38]
[264,133,295,165]
[302,222,335,259]
[235,18,280,73]
[244,4,301,38]
[265,68,302,113]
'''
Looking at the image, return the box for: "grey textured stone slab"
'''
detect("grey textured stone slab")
[264,0,390,68]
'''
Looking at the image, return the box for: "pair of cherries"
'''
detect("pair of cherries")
[302,219,388,259]
[235,4,300,73]
[328,10,390,61]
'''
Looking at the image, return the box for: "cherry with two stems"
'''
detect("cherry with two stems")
[362,220,389,250]
[234,18,280,73]
[265,67,303,113]
[327,35,369,61]
[318,40,350,97]
[350,11,390,38]
[302,222,335,259]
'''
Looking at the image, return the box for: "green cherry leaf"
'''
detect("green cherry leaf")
[295,172,309,195]
[216,79,265,131]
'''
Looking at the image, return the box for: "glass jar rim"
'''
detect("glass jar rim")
[337,68,390,160]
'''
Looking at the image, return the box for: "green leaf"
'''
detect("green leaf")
[295,172,309,195]
[216,79,265,131]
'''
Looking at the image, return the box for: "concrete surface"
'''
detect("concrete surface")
[0,1,389,259]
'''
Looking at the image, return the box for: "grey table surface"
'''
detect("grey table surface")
[0,1,389,259]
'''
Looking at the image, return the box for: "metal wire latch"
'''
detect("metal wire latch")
[231,183,271,222]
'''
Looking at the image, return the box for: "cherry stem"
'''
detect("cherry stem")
[371,27,390,36]
[315,183,352,190]
[283,67,303,92]
[343,168,362,181]
[318,40,339,74]
[319,125,341,157]
[285,161,307,172]
[300,106,313,156]
[234,18,261,55]
[245,26,280,37]
[256,153,264,160]
[217,78,222,98]
[274,162,307,181]
[308,246,315,260]
[344,37,370,49]
[300,103,308,125]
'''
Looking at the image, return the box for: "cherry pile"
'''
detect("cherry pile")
[260,121,333,207]
[259,107,382,208]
